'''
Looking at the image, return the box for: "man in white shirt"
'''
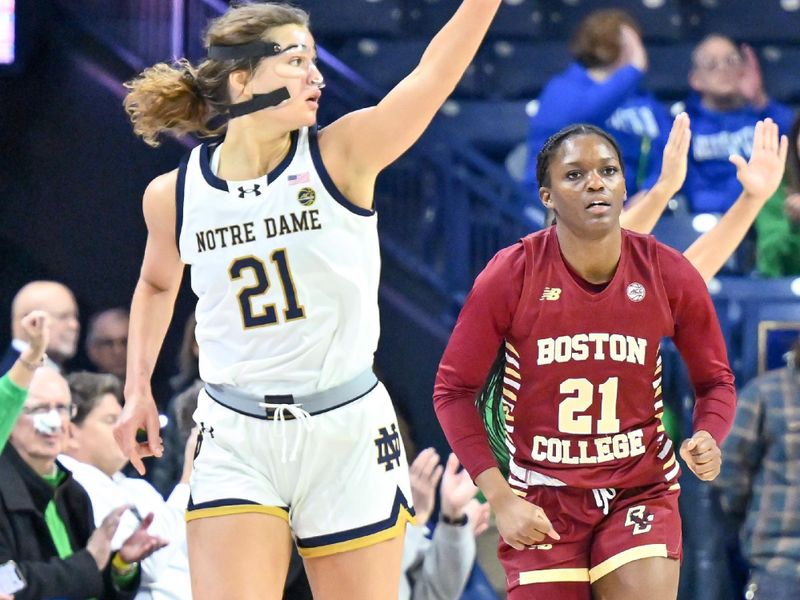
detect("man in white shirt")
[60,371,195,600]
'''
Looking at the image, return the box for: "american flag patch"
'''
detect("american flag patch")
[288,172,310,185]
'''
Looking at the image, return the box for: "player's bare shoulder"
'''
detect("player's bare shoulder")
[142,169,179,229]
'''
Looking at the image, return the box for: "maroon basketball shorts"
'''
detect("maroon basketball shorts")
[499,481,682,599]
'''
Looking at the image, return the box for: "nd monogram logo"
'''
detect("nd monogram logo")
[374,424,402,471]
[625,505,654,535]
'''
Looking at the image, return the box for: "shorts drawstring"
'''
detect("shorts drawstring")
[258,402,314,462]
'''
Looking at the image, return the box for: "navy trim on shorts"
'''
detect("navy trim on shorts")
[187,495,289,513]
[307,126,375,217]
[295,487,414,550]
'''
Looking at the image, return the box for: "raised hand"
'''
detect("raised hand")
[655,112,692,197]
[738,44,767,107]
[87,505,128,570]
[114,390,163,476]
[618,24,647,72]
[729,118,788,203]
[463,498,491,537]
[439,453,479,521]
[118,511,169,563]
[19,310,50,363]
[409,448,444,526]
[679,430,722,482]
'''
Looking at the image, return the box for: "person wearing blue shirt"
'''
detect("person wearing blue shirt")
[683,35,794,214]
[524,9,672,199]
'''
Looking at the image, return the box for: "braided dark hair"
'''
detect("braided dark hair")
[536,123,624,188]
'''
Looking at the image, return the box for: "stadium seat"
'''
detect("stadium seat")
[645,43,694,101]
[540,0,685,42]
[740,298,800,384]
[759,45,800,104]
[298,0,404,39]
[436,99,532,158]
[649,205,701,254]
[404,0,543,39]
[478,40,570,100]
[690,0,800,43]
[336,38,482,97]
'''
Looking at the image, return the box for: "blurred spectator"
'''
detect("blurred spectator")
[524,9,671,198]
[0,311,49,453]
[683,35,793,214]
[61,371,191,600]
[86,308,129,380]
[0,281,80,374]
[0,367,166,599]
[403,447,490,600]
[756,112,800,277]
[149,314,198,497]
[714,336,800,600]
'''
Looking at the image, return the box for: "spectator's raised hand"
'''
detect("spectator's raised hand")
[463,498,491,537]
[729,118,788,203]
[87,505,129,570]
[439,453,479,521]
[618,24,647,72]
[19,310,50,363]
[118,511,168,563]
[655,112,692,198]
[409,448,444,526]
[738,44,767,107]
[784,193,800,225]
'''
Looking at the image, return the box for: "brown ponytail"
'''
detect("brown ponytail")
[123,2,309,147]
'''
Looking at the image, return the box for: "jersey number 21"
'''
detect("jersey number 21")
[228,249,305,329]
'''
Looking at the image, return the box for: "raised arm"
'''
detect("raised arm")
[620,112,691,234]
[114,171,185,475]
[683,118,788,282]
[319,0,502,205]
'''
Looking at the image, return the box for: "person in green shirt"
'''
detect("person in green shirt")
[756,113,800,277]
[0,310,50,453]
[0,367,168,599]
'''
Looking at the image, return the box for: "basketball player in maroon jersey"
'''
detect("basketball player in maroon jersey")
[434,121,788,599]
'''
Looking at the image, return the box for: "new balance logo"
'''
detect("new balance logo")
[625,505,654,535]
[540,287,562,301]
[237,184,262,198]
[374,424,402,471]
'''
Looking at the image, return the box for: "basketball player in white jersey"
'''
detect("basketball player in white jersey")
[113,1,504,598]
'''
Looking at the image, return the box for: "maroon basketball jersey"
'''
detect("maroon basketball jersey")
[503,227,679,490]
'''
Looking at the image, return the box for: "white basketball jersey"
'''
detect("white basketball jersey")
[177,127,380,395]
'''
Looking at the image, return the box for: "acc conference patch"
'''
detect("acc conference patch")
[297,187,316,207]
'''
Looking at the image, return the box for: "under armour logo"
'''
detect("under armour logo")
[237,184,262,198]
[539,287,561,301]
[374,424,402,471]
[199,422,215,438]
[625,505,654,535]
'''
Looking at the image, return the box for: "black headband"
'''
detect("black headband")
[207,41,282,61]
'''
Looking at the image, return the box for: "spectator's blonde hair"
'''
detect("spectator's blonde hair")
[123,2,309,147]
